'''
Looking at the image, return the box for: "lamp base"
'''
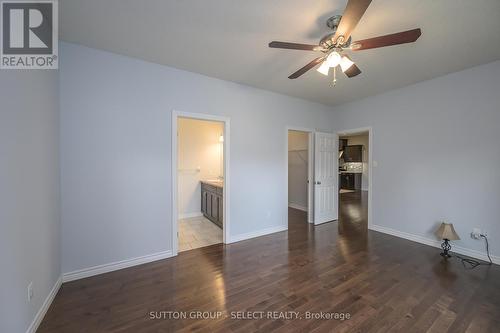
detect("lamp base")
[440,239,452,258]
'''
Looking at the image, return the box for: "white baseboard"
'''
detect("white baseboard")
[179,212,203,219]
[370,224,499,265]
[26,276,62,333]
[229,225,288,244]
[62,250,173,283]
[288,203,308,212]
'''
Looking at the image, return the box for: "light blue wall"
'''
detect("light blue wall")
[0,70,60,332]
[59,42,500,276]
[333,61,500,258]
[2,40,499,333]
[59,42,334,274]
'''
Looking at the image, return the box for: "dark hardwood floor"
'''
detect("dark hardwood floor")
[39,191,500,332]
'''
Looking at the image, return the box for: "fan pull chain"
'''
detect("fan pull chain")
[332,67,337,86]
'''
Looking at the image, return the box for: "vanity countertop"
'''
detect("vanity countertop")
[201,180,224,188]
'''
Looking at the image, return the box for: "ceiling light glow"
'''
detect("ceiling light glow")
[326,52,341,67]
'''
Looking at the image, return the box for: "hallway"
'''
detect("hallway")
[338,190,368,235]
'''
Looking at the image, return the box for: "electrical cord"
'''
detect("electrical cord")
[453,234,493,269]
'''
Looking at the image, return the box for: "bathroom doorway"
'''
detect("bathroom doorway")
[172,111,230,255]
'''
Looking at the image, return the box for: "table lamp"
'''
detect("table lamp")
[435,222,460,258]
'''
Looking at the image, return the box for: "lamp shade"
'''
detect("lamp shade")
[435,222,460,240]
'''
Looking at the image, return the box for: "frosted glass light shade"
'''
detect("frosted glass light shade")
[326,52,341,67]
[340,56,354,72]
[317,61,330,76]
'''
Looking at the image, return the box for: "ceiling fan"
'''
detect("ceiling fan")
[268,0,421,85]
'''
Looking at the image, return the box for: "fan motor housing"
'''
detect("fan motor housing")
[326,15,342,30]
[321,15,351,49]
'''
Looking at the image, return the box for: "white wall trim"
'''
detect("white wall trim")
[370,224,499,265]
[288,203,308,212]
[172,110,230,257]
[26,277,62,333]
[31,250,175,330]
[62,250,173,283]
[179,212,203,219]
[229,225,288,244]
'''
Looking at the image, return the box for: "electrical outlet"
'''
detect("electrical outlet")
[471,228,482,239]
[28,282,33,302]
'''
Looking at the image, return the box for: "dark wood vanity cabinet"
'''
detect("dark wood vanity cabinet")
[201,182,223,228]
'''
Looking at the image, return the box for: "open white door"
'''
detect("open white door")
[314,132,338,225]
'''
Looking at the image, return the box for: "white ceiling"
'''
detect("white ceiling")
[59,0,500,106]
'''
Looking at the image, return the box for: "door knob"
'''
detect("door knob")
[316,181,321,185]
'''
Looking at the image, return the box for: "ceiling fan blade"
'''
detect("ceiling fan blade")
[288,57,325,79]
[351,28,422,51]
[344,64,361,78]
[269,41,322,51]
[333,0,372,45]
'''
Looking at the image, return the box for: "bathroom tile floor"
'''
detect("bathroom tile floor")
[178,216,223,252]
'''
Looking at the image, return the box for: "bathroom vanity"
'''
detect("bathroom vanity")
[200,180,223,228]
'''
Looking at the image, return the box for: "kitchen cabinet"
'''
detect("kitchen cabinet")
[343,145,363,162]
[340,173,362,190]
[339,139,348,151]
[201,181,223,228]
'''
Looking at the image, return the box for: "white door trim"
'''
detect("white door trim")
[172,110,230,256]
[336,126,373,229]
[286,126,315,224]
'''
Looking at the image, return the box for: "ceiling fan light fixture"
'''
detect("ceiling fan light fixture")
[317,61,330,76]
[340,56,355,72]
[268,0,422,84]
[325,51,341,67]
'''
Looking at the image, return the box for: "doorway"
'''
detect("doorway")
[287,128,339,228]
[172,111,230,255]
[337,128,372,231]
[287,130,313,226]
